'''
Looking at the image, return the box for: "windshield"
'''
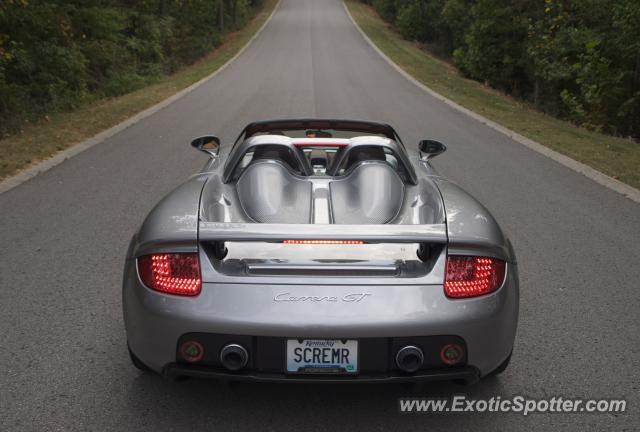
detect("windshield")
[235,119,403,146]
[251,128,388,139]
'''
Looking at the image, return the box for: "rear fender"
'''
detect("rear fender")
[131,173,209,257]
[434,178,516,263]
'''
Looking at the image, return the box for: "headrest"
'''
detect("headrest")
[345,146,386,170]
[251,144,302,173]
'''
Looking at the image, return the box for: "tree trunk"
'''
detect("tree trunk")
[219,0,225,32]
[233,0,238,28]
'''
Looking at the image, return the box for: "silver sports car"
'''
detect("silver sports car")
[123,119,518,384]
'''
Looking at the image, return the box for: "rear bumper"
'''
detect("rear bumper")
[123,259,519,377]
[163,363,480,384]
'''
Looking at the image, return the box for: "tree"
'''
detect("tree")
[0,0,260,137]
[453,0,534,95]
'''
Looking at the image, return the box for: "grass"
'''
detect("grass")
[345,0,640,189]
[0,0,278,181]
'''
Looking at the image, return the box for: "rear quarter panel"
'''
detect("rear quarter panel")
[433,177,516,263]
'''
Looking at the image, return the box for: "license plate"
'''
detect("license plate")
[286,339,358,374]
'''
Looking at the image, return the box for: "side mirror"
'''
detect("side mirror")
[191,135,220,157]
[418,139,447,161]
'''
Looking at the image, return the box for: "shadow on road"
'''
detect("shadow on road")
[117,371,511,430]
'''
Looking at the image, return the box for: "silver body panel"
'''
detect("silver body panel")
[123,119,519,380]
[123,261,518,375]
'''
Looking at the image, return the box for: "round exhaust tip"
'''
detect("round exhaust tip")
[180,340,204,363]
[395,345,424,373]
[220,344,249,371]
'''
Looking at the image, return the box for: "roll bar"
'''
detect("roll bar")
[233,118,405,146]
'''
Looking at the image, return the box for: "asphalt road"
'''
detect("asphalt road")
[1,0,639,430]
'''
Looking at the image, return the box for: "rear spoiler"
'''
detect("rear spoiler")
[198,222,447,243]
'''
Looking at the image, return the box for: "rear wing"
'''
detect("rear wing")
[198,222,447,243]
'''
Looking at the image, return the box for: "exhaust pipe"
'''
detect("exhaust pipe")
[219,344,249,371]
[395,346,424,373]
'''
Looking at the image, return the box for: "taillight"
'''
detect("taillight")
[444,256,505,298]
[137,253,201,296]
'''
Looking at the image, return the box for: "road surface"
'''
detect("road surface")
[1,0,638,430]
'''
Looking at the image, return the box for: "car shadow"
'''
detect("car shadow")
[118,370,511,430]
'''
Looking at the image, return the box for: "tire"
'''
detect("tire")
[487,352,512,377]
[128,346,152,372]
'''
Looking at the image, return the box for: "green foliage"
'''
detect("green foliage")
[366,0,640,139]
[395,1,426,41]
[394,0,449,54]
[372,0,397,22]
[453,0,532,94]
[395,0,446,44]
[0,0,259,136]
[560,1,640,135]
[440,0,472,50]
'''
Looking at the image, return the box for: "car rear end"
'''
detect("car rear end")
[123,220,518,383]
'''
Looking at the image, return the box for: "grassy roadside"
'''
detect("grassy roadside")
[0,0,278,181]
[345,0,640,189]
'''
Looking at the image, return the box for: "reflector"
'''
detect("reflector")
[440,343,464,365]
[180,340,204,363]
